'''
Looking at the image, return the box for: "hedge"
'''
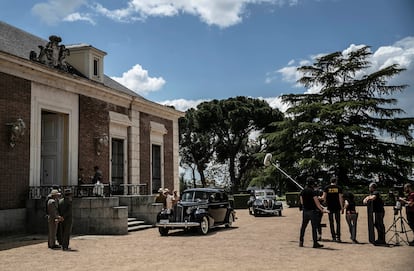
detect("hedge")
[284,192,397,208]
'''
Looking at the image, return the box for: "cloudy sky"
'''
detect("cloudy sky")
[1,0,413,116]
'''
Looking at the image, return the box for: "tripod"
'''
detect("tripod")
[386,207,411,246]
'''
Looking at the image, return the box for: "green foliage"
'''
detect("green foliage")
[180,96,283,192]
[264,46,414,188]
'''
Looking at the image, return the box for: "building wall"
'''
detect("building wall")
[0,72,31,209]
[78,95,129,183]
[139,112,174,192]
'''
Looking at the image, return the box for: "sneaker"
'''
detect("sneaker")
[299,241,304,247]
[313,243,324,248]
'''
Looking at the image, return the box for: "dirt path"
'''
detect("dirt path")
[1,206,413,271]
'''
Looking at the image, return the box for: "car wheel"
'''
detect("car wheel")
[158,227,169,236]
[198,216,209,235]
[225,212,234,228]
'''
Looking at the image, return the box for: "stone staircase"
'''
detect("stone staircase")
[128,217,154,232]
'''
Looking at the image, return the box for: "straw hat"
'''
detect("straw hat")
[49,189,61,197]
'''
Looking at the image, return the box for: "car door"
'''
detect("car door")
[208,192,227,223]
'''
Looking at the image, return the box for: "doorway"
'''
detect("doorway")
[40,111,68,186]
[111,138,124,194]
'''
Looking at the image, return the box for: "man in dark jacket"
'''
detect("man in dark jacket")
[58,188,73,251]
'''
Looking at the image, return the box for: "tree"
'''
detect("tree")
[179,108,215,187]
[196,96,283,192]
[266,46,414,187]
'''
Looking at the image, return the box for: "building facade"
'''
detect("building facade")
[0,21,184,234]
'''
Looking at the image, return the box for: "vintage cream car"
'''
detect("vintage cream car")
[247,188,283,216]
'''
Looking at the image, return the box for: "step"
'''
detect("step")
[127,217,154,232]
[128,224,154,232]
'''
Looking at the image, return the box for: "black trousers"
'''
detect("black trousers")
[328,210,341,239]
[373,211,385,242]
[300,209,319,244]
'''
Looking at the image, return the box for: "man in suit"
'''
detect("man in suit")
[58,188,73,251]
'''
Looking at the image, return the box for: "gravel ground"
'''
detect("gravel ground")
[0,205,413,271]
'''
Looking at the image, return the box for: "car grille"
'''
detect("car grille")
[263,199,274,209]
[173,204,184,222]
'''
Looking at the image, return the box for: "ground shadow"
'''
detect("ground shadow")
[0,234,47,251]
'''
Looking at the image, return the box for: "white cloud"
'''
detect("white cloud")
[274,36,414,116]
[63,12,96,25]
[159,98,211,112]
[159,96,288,114]
[261,96,289,112]
[31,0,88,25]
[92,0,299,28]
[111,64,166,95]
[31,0,301,28]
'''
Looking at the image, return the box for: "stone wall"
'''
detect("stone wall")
[118,195,162,225]
[0,208,26,235]
[26,197,128,235]
[72,197,128,235]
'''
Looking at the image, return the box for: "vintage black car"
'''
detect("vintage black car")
[155,188,236,236]
[247,188,283,216]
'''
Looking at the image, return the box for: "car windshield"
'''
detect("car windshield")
[181,191,209,202]
[255,190,275,197]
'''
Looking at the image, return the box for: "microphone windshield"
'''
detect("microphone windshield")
[264,153,272,166]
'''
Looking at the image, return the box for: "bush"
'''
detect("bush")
[233,194,250,209]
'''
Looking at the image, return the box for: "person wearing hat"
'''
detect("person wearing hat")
[47,189,63,249]
[164,188,174,210]
[299,177,329,248]
[363,182,386,245]
[58,188,73,251]
[155,188,167,208]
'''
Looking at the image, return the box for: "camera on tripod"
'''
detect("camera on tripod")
[388,185,404,215]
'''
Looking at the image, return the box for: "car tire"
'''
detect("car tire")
[159,227,169,236]
[225,212,234,228]
[198,216,209,235]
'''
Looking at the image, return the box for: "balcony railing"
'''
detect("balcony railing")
[28,183,148,199]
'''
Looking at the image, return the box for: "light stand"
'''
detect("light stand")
[386,206,411,246]
[263,153,303,191]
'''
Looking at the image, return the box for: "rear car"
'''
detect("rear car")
[247,189,283,216]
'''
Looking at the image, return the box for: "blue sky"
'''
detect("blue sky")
[1,0,413,116]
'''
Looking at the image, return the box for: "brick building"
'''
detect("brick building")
[0,21,184,234]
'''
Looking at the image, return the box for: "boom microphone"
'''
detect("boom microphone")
[264,153,272,166]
